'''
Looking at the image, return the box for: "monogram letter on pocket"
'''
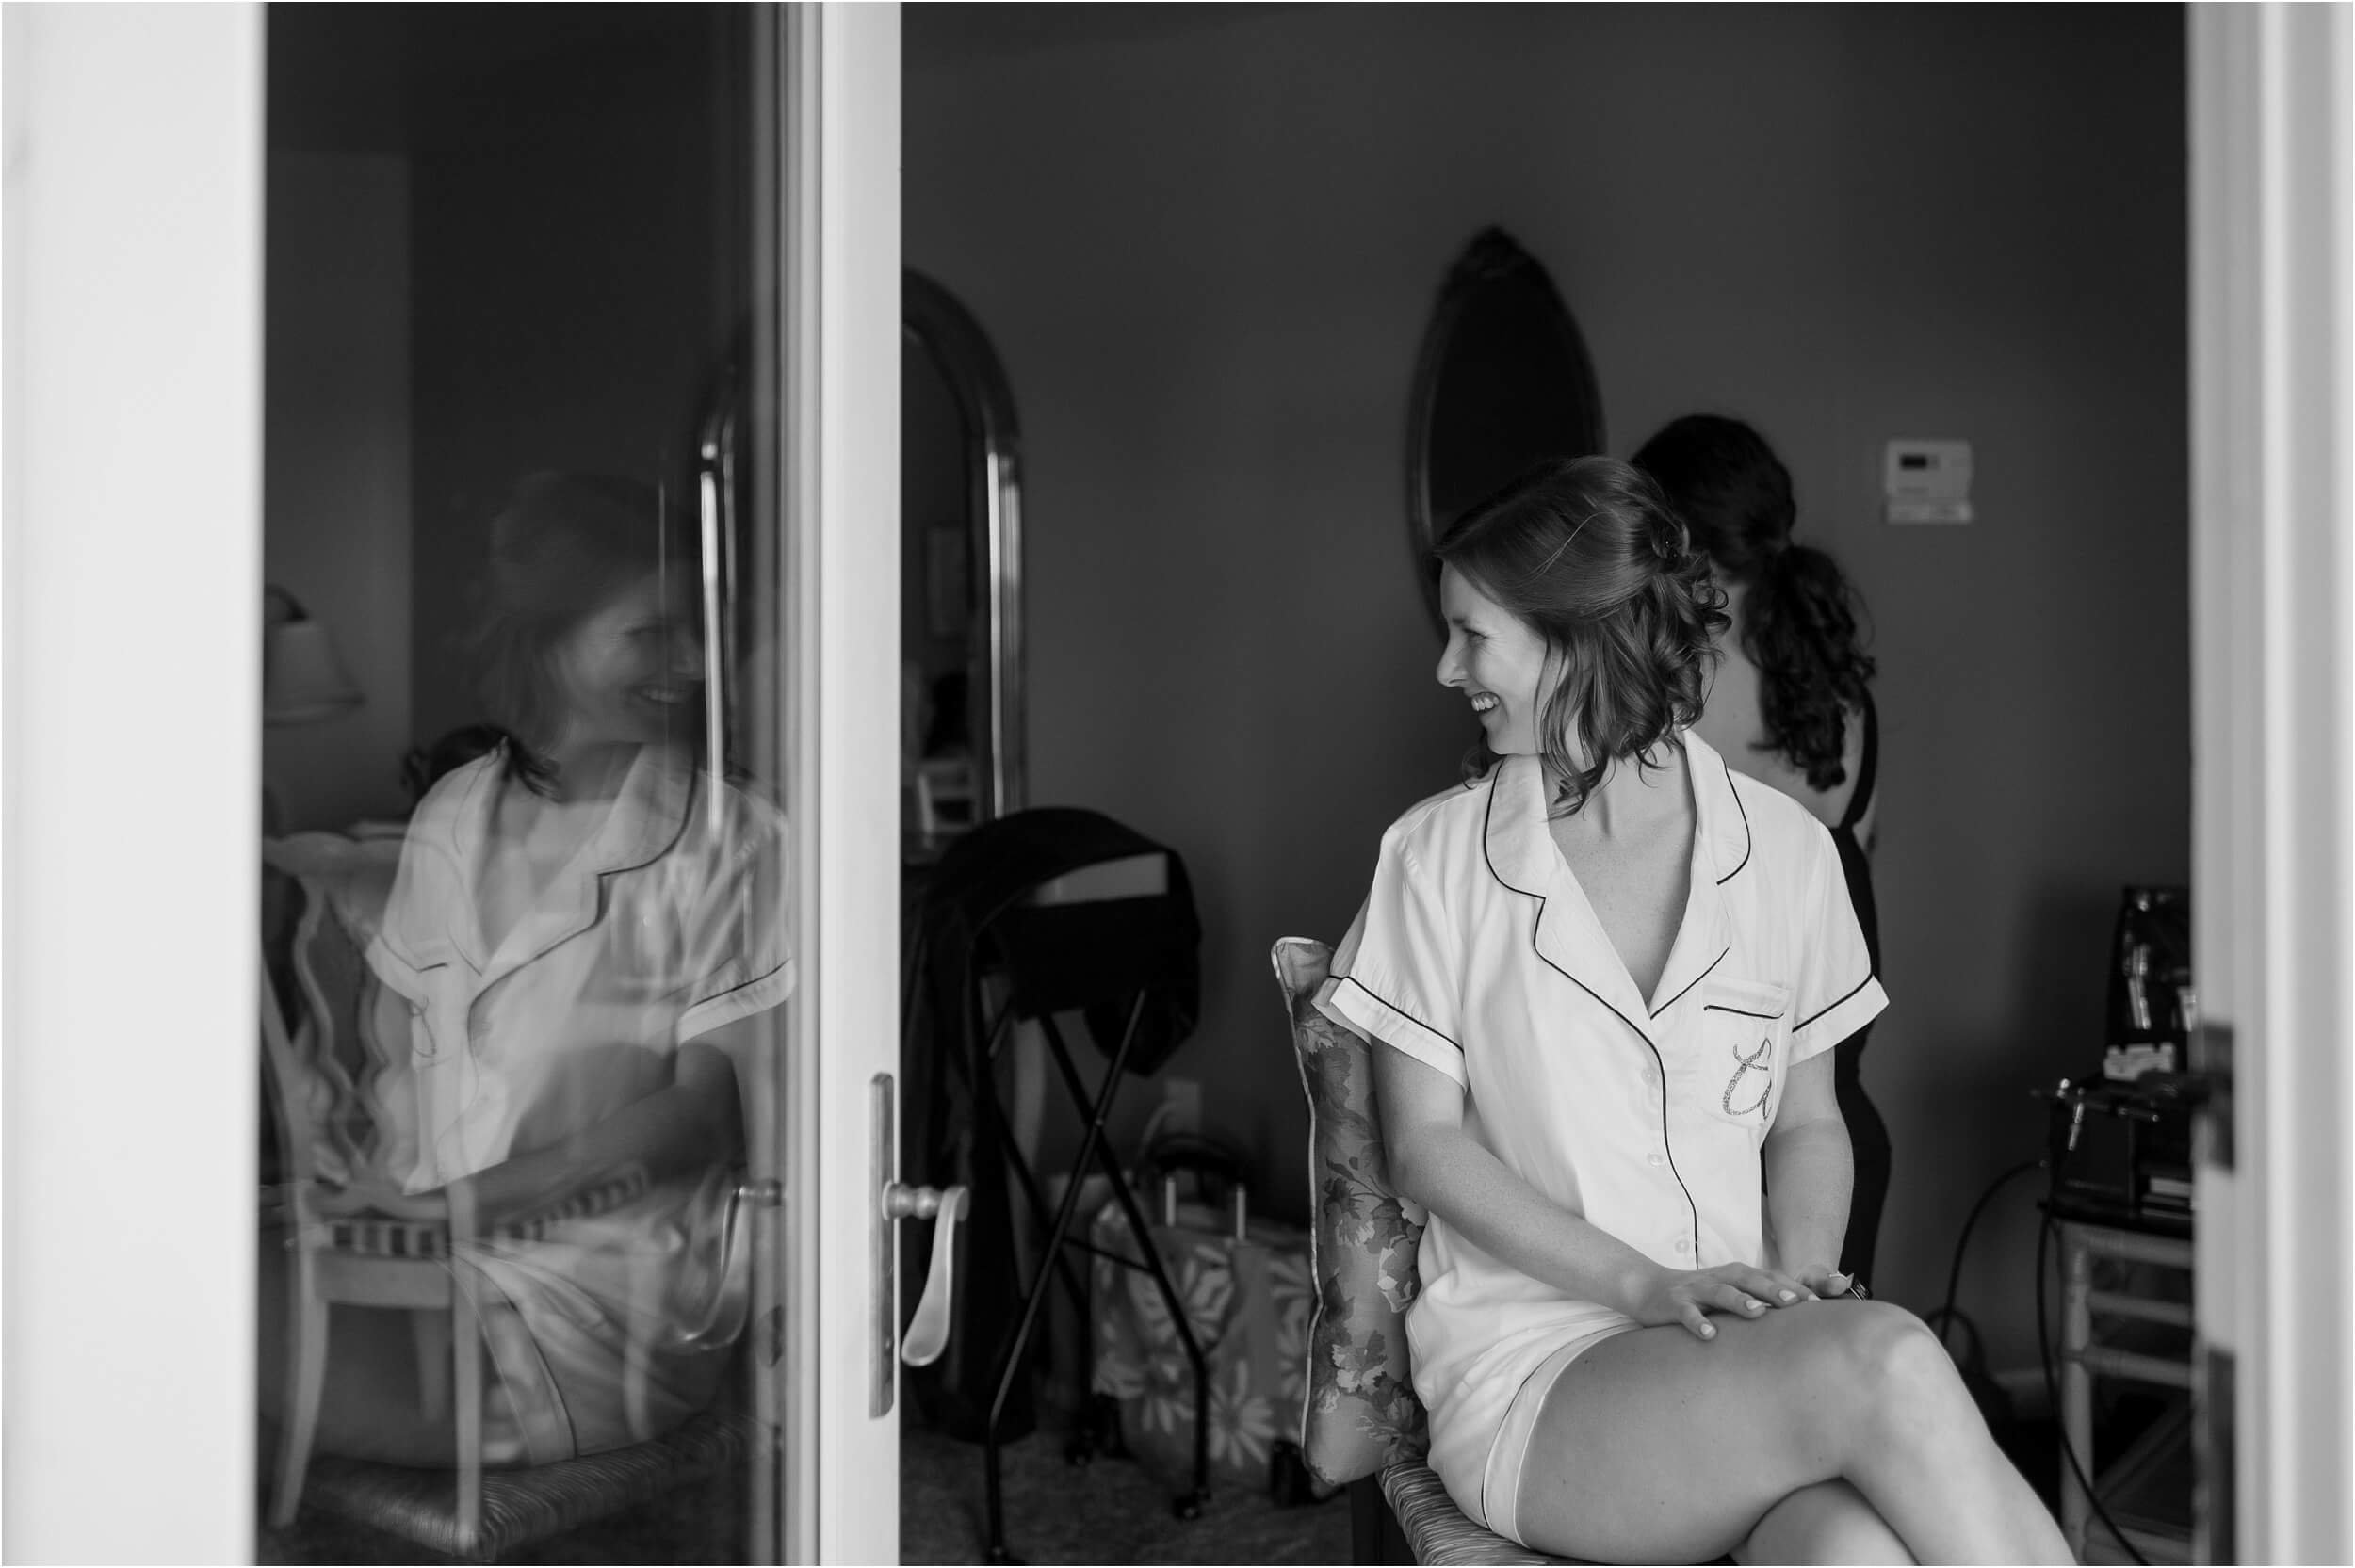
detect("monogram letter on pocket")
[1698,979,1793,1125]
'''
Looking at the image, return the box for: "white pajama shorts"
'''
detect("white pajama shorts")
[1415,1307,1646,1547]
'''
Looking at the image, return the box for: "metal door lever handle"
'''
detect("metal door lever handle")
[886,1182,968,1367]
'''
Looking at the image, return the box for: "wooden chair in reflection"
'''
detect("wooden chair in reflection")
[260,832,755,1562]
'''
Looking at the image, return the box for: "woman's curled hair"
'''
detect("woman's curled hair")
[1436,455,1730,815]
[1632,414,1875,792]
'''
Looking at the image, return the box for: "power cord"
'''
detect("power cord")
[1921,1157,2044,1352]
[1921,1148,2158,1564]
[2036,1210,2154,1566]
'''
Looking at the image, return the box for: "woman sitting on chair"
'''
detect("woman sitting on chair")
[1318,457,2065,1563]
[263,472,790,1466]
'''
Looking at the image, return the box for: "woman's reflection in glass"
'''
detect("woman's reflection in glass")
[266,472,790,1466]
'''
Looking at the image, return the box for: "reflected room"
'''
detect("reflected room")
[261,8,787,1562]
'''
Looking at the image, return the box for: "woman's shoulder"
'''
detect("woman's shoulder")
[707,770,788,831]
[411,751,501,819]
[681,773,792,880]
[379,753,498,897]
[1720,764,1840,881]
[1373,770,1498,867]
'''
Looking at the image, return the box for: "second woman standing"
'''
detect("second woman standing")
[1632,413,1890,1288]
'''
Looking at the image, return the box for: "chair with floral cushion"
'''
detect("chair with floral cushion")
[1273,937,1583,1567]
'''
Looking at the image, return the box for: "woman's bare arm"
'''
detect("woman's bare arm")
[1372,1040,1814,1337]
[1761,1051,1853,1291]
[448,1034,746,1226]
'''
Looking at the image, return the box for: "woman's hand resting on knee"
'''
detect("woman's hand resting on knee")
[1616,1261,1824,1339]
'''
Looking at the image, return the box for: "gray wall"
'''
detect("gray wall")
[405,45,734,748]
[907,2,2190,1376]
[267,10,740,797]
[264,153,414,831]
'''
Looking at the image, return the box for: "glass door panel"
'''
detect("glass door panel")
[258,8,820,1559]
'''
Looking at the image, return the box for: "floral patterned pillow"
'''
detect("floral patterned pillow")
[1272,937,1431,1489]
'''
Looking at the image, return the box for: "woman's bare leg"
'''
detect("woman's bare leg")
[1511,1300,2071,1565]
[1735,1480,1912,1566]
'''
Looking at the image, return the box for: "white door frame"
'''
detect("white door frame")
[784,4,903,1562]
[3,6,267,1560]
[0,4,903,1561]
[2187,5,2352,1564]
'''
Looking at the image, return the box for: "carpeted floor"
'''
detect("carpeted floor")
[257,1401,2109,1564]
[258,1407,1351,1565]
[899,1410,1352,1566]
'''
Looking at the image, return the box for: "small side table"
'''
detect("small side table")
[2050,1214,2197,1565]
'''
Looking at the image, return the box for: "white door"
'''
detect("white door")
[784,7,910,1561]
[1,5,908,1561]
[2186,6,2352,1565]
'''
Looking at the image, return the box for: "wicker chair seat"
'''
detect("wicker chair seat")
[1377,1460,1584,1566]
[296,1407,753,1562]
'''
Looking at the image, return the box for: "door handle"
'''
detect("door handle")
[2189,1020,2235,1171]
[870,1072,971,1414]
[885,1181,968,1368]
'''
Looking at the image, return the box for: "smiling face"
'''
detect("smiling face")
[548,570,705,752]
[1436,562,1556,757]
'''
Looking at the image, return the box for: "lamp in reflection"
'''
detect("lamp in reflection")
[263,585,364,835]
[264,585,364,726]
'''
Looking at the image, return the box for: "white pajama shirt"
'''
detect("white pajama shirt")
[1315,732,1884,1542]
[365,745,793,1460]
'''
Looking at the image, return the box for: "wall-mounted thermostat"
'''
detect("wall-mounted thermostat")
[1884,439,1973,525]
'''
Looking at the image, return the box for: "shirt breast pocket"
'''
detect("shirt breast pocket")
[1697,978,1793,1129]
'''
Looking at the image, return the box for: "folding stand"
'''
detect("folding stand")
[960,860,1211,1565]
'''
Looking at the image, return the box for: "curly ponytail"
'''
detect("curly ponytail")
[1747,542,1875,790]
[1631,415,1875,791]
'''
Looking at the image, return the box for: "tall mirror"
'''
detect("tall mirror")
[902,271,1025,858]
[1405,226,1606,626]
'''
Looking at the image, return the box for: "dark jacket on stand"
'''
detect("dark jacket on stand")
[901,807,1201,1441]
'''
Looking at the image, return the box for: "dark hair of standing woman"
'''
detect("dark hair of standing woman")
[469,471,696,796]
[1631,415,1875,792]
[1435,454,1729,816]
